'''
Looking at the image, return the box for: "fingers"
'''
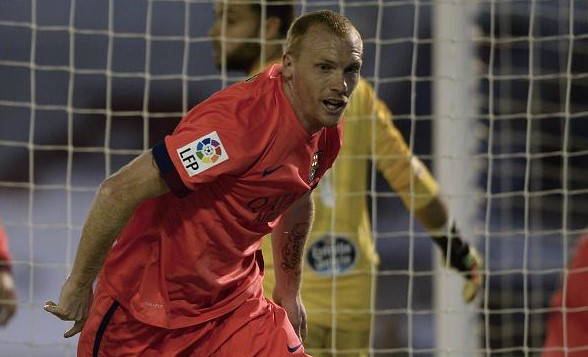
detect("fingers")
[292,316,304,341]
[44,300,86,338]
[299,318,307,342]
[462,279,480,303]
[462,248,484,303]
[64,319,85,338]
[43,300,64,319]
[44,300,84,321]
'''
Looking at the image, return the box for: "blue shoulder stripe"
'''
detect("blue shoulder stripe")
[152,141,190,197]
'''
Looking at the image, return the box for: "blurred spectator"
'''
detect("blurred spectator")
[0,218,17,327]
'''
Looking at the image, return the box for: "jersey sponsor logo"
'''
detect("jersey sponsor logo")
[262,164,283,177]
[246,192,302,223]
[287,343,303,353]
[306,235,357,275]
[176,131,229,177]
[308,151,323,183]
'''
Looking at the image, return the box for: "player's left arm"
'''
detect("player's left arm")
[376,137,485,303]
[363,83,483,303]
[415,196,483,303]
[270,191,314,341]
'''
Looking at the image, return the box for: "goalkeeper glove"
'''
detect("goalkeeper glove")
[432,223,483,303]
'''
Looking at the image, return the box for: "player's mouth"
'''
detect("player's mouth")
[322,98,347,114]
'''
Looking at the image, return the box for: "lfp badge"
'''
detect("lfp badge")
[177,131,229,177]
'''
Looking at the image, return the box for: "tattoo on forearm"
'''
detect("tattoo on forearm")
[280,222,309,275]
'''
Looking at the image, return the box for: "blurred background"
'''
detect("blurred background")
[0,0,587,356]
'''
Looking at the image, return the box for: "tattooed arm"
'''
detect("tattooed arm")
[270,191,313,341]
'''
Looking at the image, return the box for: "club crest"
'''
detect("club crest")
[308,151,323,183]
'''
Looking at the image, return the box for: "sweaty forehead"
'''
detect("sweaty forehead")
[302,27,362,56]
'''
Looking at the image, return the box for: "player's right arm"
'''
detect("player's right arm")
[44,150,169,337]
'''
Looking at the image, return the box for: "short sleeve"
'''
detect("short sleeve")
[152,93,259,197]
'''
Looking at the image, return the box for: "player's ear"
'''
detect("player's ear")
[264,17,281,40]
[282,53,294,78]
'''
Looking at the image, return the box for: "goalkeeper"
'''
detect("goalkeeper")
[209,2,483,356]
[0,218,17,327]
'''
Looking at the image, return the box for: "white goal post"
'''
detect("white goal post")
[433,0,480,356]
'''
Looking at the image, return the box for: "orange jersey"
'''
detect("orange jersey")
[100,64,342,329]
[0,219,11,270]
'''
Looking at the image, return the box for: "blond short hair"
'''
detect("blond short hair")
[285,10,362,58]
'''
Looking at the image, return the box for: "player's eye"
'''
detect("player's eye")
[318,64,332,71]
[346,63,361,74]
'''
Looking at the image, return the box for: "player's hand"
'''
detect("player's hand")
[0,270,17,327]
[460,246,483,303]
[272,291,308,342]
[433,225,484,303]
[44,277,93,338]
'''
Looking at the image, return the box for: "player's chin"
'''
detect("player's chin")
[320,107,346,127]
[318,115,343,128]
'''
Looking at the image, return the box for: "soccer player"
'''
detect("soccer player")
[542,234,588,357]
[44,10,362,356]
[209,3,484,356]
[0,218,17,327]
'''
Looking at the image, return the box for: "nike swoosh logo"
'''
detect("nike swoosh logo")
[262,165,283,177]
[287,343,302,353]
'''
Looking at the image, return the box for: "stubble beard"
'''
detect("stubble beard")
[215,43,261,73]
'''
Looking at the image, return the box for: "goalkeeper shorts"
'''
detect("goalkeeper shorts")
[78,286,310,357]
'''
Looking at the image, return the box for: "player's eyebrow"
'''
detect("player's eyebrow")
[315,58,337,65]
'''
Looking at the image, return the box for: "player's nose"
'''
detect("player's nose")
[329,70,348,94]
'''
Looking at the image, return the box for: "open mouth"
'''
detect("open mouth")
[322,99,346,113]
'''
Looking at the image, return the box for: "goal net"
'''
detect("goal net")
[0,0,586,356]
[476,1,588,356]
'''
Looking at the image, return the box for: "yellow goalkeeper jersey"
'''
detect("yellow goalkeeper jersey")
[262,79,440,331]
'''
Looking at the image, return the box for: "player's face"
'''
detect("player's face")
[209,2,261,72]
[282,26,363,132]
